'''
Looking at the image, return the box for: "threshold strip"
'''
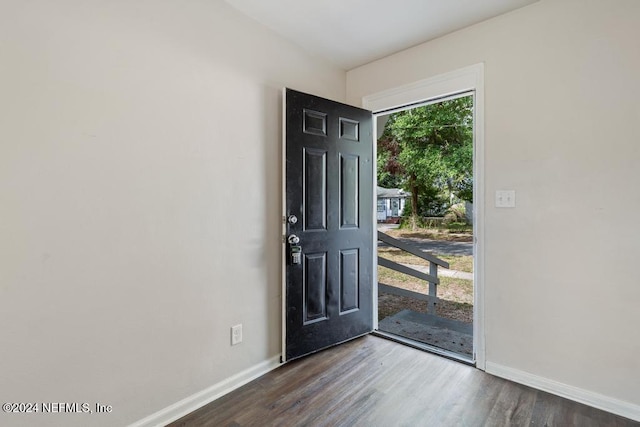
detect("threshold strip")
[372,330,475,366]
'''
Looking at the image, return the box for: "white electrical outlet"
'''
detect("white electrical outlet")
[231,324,242,346]
[495,190,516,208]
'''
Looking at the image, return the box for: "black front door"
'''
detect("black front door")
[283,89,374,361]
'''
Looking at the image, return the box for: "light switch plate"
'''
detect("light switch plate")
[495,190,516,208]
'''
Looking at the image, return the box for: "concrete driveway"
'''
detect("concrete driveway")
[389,237,472,256]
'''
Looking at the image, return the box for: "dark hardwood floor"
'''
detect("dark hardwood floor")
[170,335,638,427]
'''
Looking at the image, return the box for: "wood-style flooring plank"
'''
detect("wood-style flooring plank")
[484,381,537,426]
[169,335,639,427]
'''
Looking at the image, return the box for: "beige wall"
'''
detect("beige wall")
[349,0,640,409]
[0,1,345,425]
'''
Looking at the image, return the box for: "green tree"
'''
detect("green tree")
[377,96,473,229]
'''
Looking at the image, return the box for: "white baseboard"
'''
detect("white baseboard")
[485,362,640,422]
[130,355,282,427]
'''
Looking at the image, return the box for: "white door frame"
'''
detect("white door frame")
[362,63,486,370]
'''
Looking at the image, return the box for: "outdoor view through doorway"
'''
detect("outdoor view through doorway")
[375,93,475,362]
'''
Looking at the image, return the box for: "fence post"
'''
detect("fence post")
[428,262,438,314]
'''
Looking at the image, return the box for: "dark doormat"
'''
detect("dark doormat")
[378,309,473,356]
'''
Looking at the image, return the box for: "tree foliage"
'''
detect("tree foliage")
[377,96,473,227]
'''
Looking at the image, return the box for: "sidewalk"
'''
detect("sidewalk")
[401,263,473,281]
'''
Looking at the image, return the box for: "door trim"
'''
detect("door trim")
[281,87,287,362]
[362,63,486,370]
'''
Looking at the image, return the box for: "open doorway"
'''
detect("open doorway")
[374,93,475,363]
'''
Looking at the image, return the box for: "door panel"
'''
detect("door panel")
[304,252,327,324]
[340,249,359,313]
[340,153,359,228]
[283,88,374,361]
[304,149,327,231]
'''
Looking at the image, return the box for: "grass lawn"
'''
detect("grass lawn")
[378,266,473,305]
[377,247,473,273]
[384,226,472,243]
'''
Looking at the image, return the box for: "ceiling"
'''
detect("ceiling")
[224,0,539,70]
